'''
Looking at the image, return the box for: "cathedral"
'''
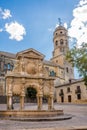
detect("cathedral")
[0,24,87,104]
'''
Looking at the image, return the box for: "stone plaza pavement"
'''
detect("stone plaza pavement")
[0,103,87,130]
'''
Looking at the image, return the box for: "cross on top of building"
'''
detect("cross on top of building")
[58,18,62,26]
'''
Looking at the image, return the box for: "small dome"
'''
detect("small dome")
[55,25,67,32]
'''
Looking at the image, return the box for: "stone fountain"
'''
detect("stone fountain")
[0,49,72,121]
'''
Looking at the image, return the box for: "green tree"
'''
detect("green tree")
[66,43,87,86]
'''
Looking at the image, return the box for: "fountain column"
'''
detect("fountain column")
[37,94,43,110]
[48,96,51,110]
[39,95,42,110]
[7,94,12,110]
[20,94,25,110]
[48,94,54,110]
[48,80,54,110]
[7,83,13,110]
[50,95,54,110]
[20,79,25,110]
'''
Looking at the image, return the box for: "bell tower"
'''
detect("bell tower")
[51,20,74,82]
[51,22,69,66]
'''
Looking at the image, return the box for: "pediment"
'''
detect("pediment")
[16,48,45,60]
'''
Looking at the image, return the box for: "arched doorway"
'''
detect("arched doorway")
[25,87,37,103]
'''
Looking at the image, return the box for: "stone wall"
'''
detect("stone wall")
[0,77,5,95]
[0,77,7,103]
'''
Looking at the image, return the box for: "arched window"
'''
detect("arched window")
[55,40,58,46]
[60,39,64,45]
[60,31,63,34]
[75,86,81,94]
[67,87,70,93]
[49,70,56,77]
[7,63,11,70]
[59,89,64,96]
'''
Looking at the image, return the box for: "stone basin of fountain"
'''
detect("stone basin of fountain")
[0,109,72,121]
[0,109,63,117]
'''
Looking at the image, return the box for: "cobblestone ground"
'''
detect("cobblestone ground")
[0,103,87,130]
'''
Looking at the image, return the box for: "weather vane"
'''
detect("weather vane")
[58,18,62,26]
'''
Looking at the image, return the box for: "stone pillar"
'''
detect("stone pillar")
[50,96,54,110]
[20,89,25,110]
[48,80,54,110]
[48,96,51,110]
[48,95,54,110]
[7,93,12,110]
[7,83,13,110]
[20,95,25,110]
[20,79,25,110]
[37,95,43,110]
[39,96,42,110]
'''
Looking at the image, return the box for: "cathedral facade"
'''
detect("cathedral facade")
[0,25,87,104]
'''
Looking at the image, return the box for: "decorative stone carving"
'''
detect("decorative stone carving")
[38,63,43,73]
[6,48,55,110]
[13,84,21,95]
[26,61,37,74]
[38,63,48,77]
[20,58,25,72]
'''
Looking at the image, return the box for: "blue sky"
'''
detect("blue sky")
[0,0,87,78]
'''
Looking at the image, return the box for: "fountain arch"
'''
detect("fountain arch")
[26,86,37,103]
[6,48,55,111]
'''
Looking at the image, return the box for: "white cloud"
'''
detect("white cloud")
[0,28,3,32]
[68,0,87,47]
[2,9,12,19]
[0,7,26,41]
[55,24,59,28]
[78,0,87,6]
[5,21,26,41]
[64,23,68,29]
[0,8,12,19]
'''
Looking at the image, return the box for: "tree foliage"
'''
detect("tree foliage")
[66,43,87,86]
